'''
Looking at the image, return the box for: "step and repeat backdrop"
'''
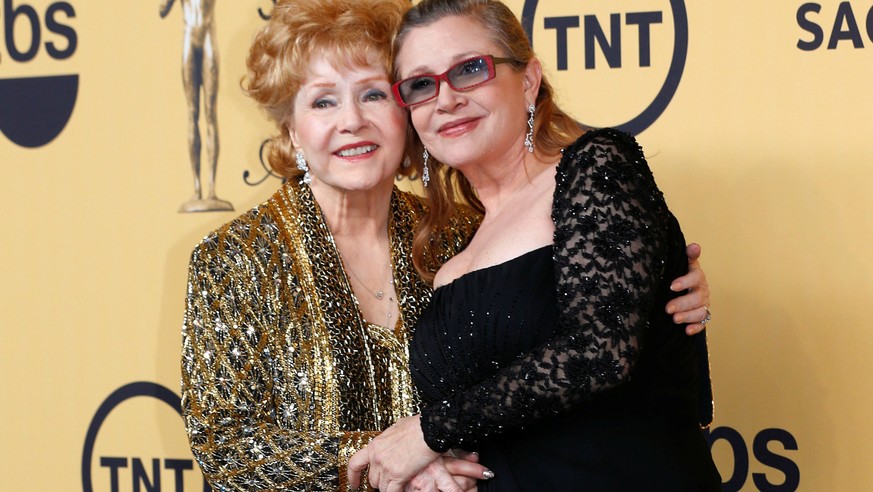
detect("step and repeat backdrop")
[2,1,871,490]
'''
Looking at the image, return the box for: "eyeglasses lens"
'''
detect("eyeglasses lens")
[449,57,490,89]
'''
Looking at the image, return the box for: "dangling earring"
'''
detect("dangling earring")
[524,104,535,153]
[421,148,430,187]
[295,150,312,184]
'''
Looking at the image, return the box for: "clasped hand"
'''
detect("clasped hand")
[348,415,484,492]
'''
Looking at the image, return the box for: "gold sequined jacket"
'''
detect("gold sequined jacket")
[181,180,478,491]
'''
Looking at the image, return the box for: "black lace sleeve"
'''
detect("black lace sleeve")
[419,129,677,452]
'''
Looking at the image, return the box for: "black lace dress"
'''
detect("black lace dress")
[409,129,722,491]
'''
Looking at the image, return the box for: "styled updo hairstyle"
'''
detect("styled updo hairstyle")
[243,0,411,179]
[393,0,584,283]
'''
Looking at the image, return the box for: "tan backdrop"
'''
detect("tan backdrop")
[2,1,871,490]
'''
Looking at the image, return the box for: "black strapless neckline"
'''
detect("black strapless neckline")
[410,244,558,406]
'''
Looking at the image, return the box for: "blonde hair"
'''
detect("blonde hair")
[394,0,585,283]
[243,0,410,178]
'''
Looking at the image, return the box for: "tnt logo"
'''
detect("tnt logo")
[521,0,687,134]
[0,0,78,148]
[82,382,211,492]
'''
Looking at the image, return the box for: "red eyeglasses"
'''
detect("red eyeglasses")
[392,55,515,108]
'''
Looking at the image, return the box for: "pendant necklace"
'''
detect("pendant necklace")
[344,260,396,327]
[345,262,393,300]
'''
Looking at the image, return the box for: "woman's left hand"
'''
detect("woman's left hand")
[666,243,712,335]
[402,457,480,492]
[348,414,441,491]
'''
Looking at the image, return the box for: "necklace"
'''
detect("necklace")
[343,258,397,328]
[327,225,397,325]
[345,261,394,301]
[329,228,397,326]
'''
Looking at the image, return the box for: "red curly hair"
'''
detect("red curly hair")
[242,0,411,179]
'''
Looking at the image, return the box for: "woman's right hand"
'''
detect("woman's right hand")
[403,452,487,492]
[667,243,712,335]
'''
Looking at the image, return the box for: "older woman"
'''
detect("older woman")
[180,0,487,490]
[182,0,713,490]
[349,0,721,490]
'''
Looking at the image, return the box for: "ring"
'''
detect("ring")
[701,306,712,326]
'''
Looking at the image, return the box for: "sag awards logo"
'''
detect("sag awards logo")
[82,382,211,492]
[520,0,688,135]
[796,1,873,50]
[0,0,78,148]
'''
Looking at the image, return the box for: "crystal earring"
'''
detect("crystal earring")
[421,148,430,187]
[295,150,312,184]
[524,104,535,153]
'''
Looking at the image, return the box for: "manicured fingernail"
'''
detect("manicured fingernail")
[670,282,681,291]
[471,451,479,457]
[666,305,676,314]
[674,315,684,323]
[483,470,495,479]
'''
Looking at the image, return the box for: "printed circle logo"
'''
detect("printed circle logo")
[82,382,210,492]
[0,0,79,148]
[521,0,687,135]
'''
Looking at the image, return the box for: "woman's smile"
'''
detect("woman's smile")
[438,117,481,137]
[335,142,379,158]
